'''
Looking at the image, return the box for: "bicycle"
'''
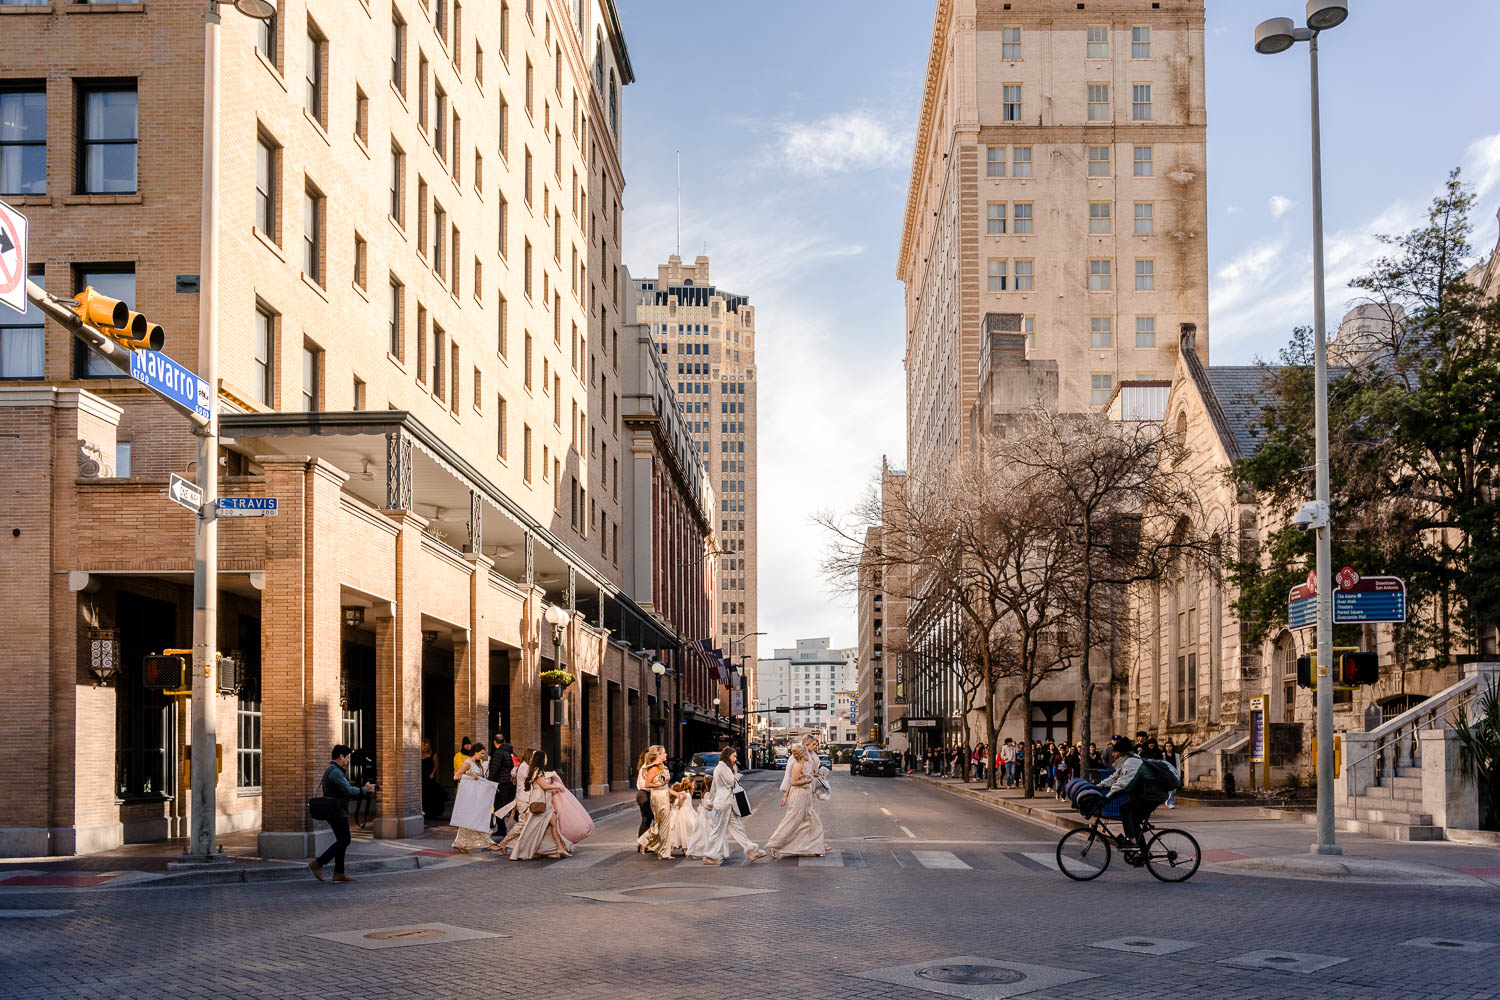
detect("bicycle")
[1055,808,1201,883]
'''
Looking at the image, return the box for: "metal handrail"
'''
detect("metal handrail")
[1343,684,1477,780]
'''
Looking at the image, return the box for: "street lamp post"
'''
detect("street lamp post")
[726,630,765,764]
[1253,0,1348,857]
[187,0,276,864]
[651,659,666,748]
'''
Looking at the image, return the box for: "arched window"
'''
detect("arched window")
[608,71,618,136]
[1175,410,1188,450]
[593,34,603,92]
[1273,632,1297,723]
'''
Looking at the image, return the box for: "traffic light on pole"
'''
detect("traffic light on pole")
[71,286,164,351]
[1337,652,1379,686]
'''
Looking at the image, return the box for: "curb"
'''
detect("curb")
[126,854,434,889]
[912,775,1086,835]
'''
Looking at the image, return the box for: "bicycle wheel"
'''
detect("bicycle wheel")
[1056,827,1112,881]
[1144,828,1200,883]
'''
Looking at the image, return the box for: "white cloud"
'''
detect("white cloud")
[1467,131,1500,202]
[1268,194,1295,218]
[776,110,909,177]
[1225,205,1243,216]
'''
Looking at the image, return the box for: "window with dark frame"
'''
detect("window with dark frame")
[78,82,137,194]
[303,183,324,285]
[0,266,45,379]
[73,264,133,377]
[305,24,327,127]
[253,304,276,405]
[0,83,46,196]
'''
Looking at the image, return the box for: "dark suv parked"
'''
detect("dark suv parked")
[856,748,899,776]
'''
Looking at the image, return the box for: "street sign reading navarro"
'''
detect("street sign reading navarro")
[168,473,203,514]
[130,350,213,420]
[0,199,29,315]
[216,497,278,517]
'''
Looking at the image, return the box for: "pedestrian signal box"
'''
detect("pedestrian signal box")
[1336,651,1379,686]
[1296,654,1313,689]
[142,653,187,690]
[1295,646,1364,689]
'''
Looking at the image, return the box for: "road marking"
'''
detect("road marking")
[1020,851,1062,872]
[879,807,892,816]
[898,825,916,839]
[911,850,971,870]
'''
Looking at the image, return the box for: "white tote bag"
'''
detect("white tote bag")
[451,777,499,832]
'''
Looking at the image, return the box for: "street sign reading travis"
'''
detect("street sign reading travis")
[130,350,213,420]
[168,473,203,514]
[216,497,279,517]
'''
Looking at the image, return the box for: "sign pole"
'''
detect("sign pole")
[188,3,223,863]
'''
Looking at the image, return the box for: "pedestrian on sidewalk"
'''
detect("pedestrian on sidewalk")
[1162,739,1181,808]
[420,739,445,820]
[999,739,1016,787]
[308,744,375,883]
[453,736,473,774]
[488,733,517,837]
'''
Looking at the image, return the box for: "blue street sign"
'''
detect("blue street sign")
[1289,594,1317,629]
[130,350,212,420]
[216,497,279,517]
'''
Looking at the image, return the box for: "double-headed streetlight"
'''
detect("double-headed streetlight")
[1253,0,1348,857]
[186,0,275,864]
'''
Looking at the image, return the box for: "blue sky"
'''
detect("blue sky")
[614,0,1500,654]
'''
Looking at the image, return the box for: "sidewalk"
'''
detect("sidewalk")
[0,787,640,893]
[913,773,1500,887]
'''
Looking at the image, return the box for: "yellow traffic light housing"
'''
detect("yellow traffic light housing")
[71,286,164,351]
[72,286,128,330]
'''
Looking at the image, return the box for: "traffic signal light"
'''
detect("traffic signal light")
[142,653,187,690]
[1296,654,1313,689]
[71,286,164,351]
[1337,652,1379,686]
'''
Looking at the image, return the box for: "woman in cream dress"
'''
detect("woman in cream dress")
[635,746,672,859]
[763,743,825,858]
[451,745,500,852]
[509,751,573,860]
[496,749,533,855]
[667,780,701,858]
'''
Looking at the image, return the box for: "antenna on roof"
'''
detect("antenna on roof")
[675,149,681,257]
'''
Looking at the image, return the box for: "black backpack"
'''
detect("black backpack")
[1139,757,1182,795]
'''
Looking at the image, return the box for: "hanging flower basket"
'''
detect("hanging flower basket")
[540,669,576,692]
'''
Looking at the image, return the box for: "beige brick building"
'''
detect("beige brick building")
[899,0,1208,476]
[0,0,710,858]
[630,255,758,669]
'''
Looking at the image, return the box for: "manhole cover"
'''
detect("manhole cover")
[915,964,1026,985]
[620,886,721,900]
[364,928,446,941]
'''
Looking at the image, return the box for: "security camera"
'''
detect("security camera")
[1292,500,1328,532]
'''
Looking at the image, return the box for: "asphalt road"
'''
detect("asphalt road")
[1,769,1495,999]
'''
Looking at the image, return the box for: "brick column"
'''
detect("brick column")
[257,457,347,859]
[374,509,426,839]
[510,590,541,758]
[586,673,607,795]
[451,628,475,763]
[461,551,492,750]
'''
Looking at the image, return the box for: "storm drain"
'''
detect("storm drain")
[1091,937,1201,957]
[916,965,1025,985]
[854,955,1098,999]
[1401,937,1495,954]
[1219,950,1349,974]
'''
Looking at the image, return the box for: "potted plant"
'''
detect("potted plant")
[540,669,576,699]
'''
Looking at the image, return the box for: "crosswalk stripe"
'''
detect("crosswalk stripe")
[911,850,972,870]
[1018,852,1061,872]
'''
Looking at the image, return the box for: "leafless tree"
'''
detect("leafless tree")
[1000,407,1213,757]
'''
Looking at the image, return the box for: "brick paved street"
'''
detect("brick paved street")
[2,771,1497,1000]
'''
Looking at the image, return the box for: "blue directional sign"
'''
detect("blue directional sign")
[1288,574,1318,630]
[216,497,278,518]
[130,350,212,420]
[1333,575,1406,623]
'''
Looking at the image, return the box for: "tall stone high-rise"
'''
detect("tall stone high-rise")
[899,0,1208,476]
[630,255,759,668]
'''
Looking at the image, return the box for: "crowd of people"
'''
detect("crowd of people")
[915,730,1182,805]
[633,734,832,864]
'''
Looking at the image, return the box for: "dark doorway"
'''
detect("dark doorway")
[341,640,377,785]
[488,648,512,741]
[422,646,456,794]
[115,592,177,802]
[581,675,598,793]
[538,657,562,778]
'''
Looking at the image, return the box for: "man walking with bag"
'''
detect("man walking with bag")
[308,744,375,883]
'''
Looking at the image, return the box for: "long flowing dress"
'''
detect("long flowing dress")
[669,792,702,858]
[509,771,574,860]
[451,759,495,851]
[635,766,672,859]
[764,760,826,857]
[685,791,711,859]
[702,761,760,861]
[497,761,531,852]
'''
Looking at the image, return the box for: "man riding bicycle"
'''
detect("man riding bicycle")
[1097,736,1172,865]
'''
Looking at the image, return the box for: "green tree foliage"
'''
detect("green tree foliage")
[1232,171,1500,666]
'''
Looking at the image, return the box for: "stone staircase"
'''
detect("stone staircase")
[1334,767,1443,841]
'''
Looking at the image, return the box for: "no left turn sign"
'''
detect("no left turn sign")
[0,199,29,316]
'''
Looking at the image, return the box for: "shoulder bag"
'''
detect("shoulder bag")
[734,788,752,817]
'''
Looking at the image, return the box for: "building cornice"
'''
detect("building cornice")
[898,0,953,282]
